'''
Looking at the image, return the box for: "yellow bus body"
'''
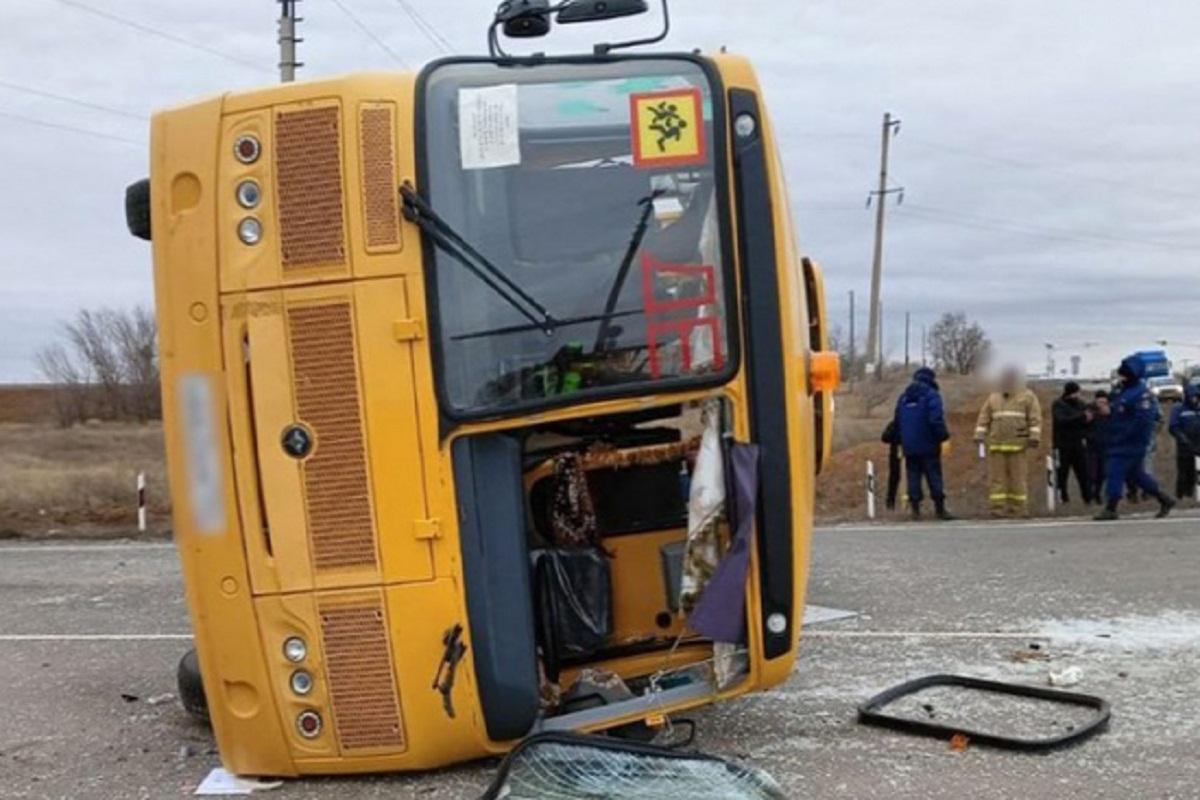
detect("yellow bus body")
[148,53,837,777]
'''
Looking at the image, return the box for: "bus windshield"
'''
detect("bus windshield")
[421,58,733,416]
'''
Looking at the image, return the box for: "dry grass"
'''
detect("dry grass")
[0,422,168,535]
[0,381,1188,536]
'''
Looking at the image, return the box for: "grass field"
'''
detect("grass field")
[0,422,168,536]
[0,383,1190,536]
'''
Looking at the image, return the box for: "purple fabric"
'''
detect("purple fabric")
[687,443,760,644]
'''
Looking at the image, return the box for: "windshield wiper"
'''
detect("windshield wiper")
[592,188,665,353]
[451,307,645,342]
[400,183,558,335]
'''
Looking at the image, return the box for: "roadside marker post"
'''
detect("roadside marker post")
[137,472,147,533]
[1045,455,1056,513]
[866,460,877,520]
[1195,456,1200,503]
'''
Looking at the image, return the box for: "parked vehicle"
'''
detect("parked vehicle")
[1148,375,1184,402]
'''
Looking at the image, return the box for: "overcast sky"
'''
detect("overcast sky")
[2,0,1199,382]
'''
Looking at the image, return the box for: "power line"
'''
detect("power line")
[795,129,1194,202]
[331,0,411,68]
[52,0,272,74]
[898,202,1200,253]
[394,0,453,54]
[0,79,147,120]
[901,134,1194,202]
[0,109,142,146]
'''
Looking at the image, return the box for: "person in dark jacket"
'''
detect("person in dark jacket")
[881,419,903,511]
[1095,356,1176,520]
[1169,383,1200,500]
[1052,381,1093,504]
[1086,390,1111,503]
[893,367,953,521]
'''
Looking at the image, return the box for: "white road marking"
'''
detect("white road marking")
[0,630,1047,643]
[0,543,174,554]
[804,630,1047,640]
[819,514,1200,534]
[0,633,192,641]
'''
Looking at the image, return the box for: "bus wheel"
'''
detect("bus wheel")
[125,178,151,241]
[177,648,210,724]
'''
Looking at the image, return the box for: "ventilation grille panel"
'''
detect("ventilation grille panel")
[287,302,377,571]
[359,105,400,250]
[275,106,347,271]
[318,599,406,751]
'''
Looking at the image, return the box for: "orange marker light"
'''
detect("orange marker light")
[810,351,841,394]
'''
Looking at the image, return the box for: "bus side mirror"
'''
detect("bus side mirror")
[558,0,648,24]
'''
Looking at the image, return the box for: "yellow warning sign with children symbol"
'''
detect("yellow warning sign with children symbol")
[630,87,706,169]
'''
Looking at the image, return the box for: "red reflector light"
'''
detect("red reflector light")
[234,135,261,164]
[297,710,322,738]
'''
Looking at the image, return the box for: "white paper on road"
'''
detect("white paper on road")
[195,767,282,795]
[803,605,860,626]
[458,84,521,169]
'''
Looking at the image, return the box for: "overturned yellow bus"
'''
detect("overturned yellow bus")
[127,1,838,777]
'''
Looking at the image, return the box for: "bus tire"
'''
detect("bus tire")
[126,178,152,241]
[177,648,210,724]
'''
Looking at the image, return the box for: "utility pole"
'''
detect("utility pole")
[865,112,903,379]
[278,0,303,83]
[921,325,927,367]
[877,301,884,375]
[904,311,911,368]
[848,290,856,379]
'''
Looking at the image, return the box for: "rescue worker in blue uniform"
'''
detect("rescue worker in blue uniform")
[1095,356,1176,520]
[1169,383,1200,500]
[894,367,953,521]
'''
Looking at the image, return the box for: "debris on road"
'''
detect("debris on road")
[481,732,786,800]
[1011,646,1051,663]
[858,673,1111,751]
[1048,666,1083,687]
[194,767,282,796]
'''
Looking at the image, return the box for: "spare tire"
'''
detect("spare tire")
[125,178,151,241]
[177,648,210,724]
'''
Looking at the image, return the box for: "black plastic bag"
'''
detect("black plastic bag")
[533,549,613,679]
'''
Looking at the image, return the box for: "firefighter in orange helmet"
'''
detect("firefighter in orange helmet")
[975,367,1043,517]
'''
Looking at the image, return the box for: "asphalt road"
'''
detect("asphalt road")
[3,512,1200,799]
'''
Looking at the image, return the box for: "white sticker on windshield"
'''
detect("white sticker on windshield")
[458,84,521,170]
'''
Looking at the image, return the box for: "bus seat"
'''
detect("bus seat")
[452,433,541,741]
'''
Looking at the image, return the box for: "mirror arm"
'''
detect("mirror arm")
[593,0,669,55]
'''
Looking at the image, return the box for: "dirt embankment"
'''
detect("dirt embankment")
[0,384,59,424]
